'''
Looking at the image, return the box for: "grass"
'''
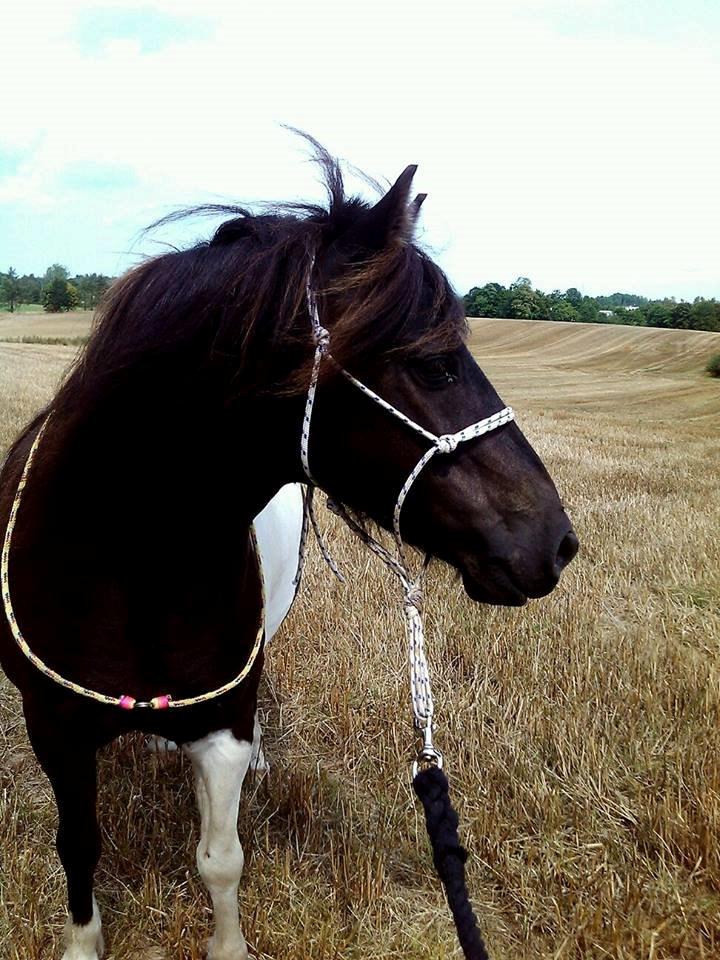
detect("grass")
[0,303,45,314]
[1,318,719,959]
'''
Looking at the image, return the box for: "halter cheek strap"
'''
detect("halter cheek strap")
[297,281,514,768]
[300,287,514,551]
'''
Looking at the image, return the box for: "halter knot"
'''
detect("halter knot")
[314,324,331,354]
[436,434,459,455]
[404,584,424,608]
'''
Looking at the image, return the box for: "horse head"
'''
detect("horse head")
[304,164,578,605]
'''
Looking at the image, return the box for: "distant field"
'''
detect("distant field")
[469,317,720,419]
[470,316,719,375]
[0,309,93,342]
[0,319,719,959]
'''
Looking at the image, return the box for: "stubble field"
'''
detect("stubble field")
[0,313,718,959]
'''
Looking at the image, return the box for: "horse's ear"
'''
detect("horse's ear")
[343,164,419,252]
[408,193,427,234]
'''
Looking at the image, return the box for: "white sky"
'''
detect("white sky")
[1,0,718,300]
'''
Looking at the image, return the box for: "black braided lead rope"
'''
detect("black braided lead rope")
[413,766,490,960]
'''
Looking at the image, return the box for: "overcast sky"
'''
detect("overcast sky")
[1,0,718,300]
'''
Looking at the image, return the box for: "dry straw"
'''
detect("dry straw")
[0,314,718,959]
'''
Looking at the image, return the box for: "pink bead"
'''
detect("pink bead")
[152,695,170,710]
[119,695,136,710]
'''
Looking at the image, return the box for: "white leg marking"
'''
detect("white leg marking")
[184,730,252,960]
[62,896,104,960]
[249,711,269,774]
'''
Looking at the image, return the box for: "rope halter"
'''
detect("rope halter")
[297,276,515,772]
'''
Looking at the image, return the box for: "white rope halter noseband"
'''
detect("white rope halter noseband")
[298,274,514,772]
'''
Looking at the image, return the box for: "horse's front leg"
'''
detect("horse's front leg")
[25,712,104,960]
[184,729,253,960]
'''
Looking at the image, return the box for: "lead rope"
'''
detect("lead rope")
[298,274,513,959]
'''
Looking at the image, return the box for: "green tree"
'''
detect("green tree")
[464,282,510,318]
[671,302,693,329]
[1,267,21,312]
[577,297,599,324]
[549,296,579,322]
[72,273,113,309]
[43,278,79,312]
[509,277,540,319]
[19,274,42,304]
[44,263,70,283]
[692,298,720,332]
[462,282,717,332]
[640,302,673,328]
[533,289,552,320]
[597,292,648,309]
[565,287,583,308]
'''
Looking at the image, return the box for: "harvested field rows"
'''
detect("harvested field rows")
[0,318,718,958]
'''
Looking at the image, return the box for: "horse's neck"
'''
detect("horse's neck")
[42,379,302,526]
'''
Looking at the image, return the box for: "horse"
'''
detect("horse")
[0,141,578,960]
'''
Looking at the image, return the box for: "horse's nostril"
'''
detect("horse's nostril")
[555,530,579,573]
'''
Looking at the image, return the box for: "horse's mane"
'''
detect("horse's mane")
[34,138,468,441]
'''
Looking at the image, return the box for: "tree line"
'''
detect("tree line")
[0,265,113,313]
[3,265,719,332]
[463,278,720,332]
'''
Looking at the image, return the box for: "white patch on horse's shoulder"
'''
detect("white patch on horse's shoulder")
[253,483,303,641]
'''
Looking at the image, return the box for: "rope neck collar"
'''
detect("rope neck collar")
[1,422,267,710]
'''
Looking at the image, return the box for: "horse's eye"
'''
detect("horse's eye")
[411,356,459,389]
